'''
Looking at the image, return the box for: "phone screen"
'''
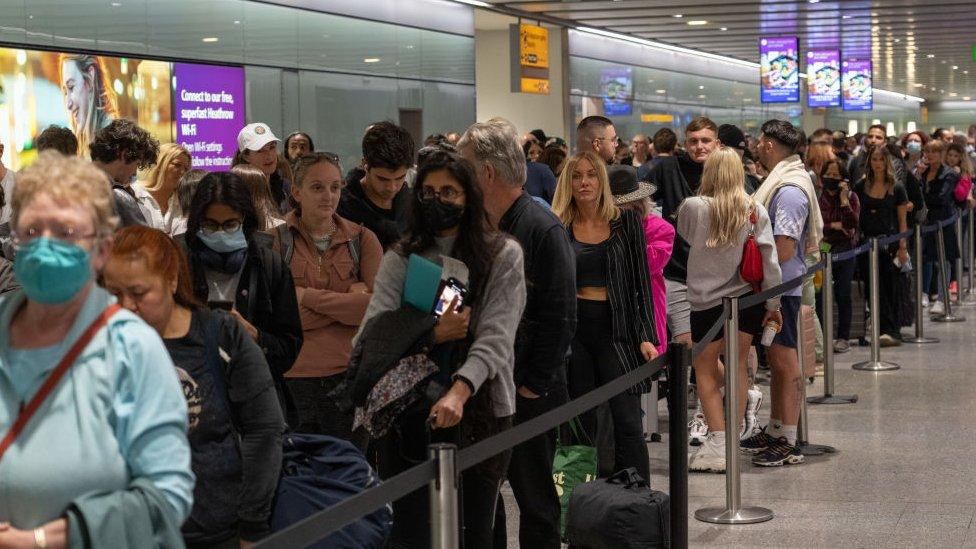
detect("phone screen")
[433,281,465,317]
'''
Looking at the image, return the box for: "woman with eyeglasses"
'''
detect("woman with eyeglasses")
[552,151,659,481]
[919,140,961,314]
[278,152,382,446]
[361,149,525,548]
[0,153,193,546]
[181,171,304,427]
[104,226,284,548]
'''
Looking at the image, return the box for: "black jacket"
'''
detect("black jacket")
[603,209,658,393]
[113,184,148,227]
[181,234,304,427]
[337,177,410,250]
[649,153,698,283]
[499,192,577,395]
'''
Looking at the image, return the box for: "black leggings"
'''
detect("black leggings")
[568,299,650,482]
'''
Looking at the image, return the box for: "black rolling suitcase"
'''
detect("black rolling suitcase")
[564,468,670,548]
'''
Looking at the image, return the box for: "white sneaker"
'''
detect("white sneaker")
[930,300,945,315]
[741,386,764,441]
[922,294,930,308]
[689,432,726,473]
[689,411,708,446]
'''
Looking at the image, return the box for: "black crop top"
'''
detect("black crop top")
[572,235,609,288]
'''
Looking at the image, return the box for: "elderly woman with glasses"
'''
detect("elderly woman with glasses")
[0,153,193,547]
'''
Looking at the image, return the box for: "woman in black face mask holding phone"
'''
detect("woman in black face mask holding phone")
[357,148,526,548]
[817,158,860,353]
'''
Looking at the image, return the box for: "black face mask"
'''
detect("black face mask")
[822,177,842,192]
[421,197,464,231]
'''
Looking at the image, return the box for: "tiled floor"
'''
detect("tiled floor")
[501,307,976,547]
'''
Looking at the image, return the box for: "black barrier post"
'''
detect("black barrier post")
[932,222,966,322]
[795,297,837,456]
[808,252,858,404]
[966,210,976,303]
[905,228,940,344]
[954,213,974,306]
[429,444,459,548]
[667,343,690,549]
[695,296,773,525]
[853,238,900,371]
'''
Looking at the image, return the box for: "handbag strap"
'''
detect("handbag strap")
[0,303,122,463]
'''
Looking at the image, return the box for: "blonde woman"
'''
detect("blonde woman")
[231,164,286,231]
[553,151,658,481]
[677,147,783,473]
[58,54,118,157]
[135,143,192,233]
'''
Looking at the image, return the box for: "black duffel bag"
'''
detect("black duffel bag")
[564,468,670,548]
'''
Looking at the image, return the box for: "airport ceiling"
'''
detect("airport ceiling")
[481,0,976,101]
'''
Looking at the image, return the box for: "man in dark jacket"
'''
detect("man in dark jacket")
[337,121,414,249]
[460,118,576,549]
[648,116,719,347]
[90,119,159,227]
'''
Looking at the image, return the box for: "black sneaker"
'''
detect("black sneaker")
[739,426,774,454]
[751,437,804,467]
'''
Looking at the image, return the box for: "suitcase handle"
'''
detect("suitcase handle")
[606,467,648,488]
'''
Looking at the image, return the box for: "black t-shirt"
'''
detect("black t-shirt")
[677,153,704,193]
[854,181,908,237]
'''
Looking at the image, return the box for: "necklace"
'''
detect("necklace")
[301,216,336,239]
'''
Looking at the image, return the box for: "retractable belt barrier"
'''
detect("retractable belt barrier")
[259,210,975,548]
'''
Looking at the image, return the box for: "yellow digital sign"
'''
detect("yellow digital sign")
[521,77,550,95]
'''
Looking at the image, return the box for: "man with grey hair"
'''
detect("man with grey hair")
[459,118,576,548]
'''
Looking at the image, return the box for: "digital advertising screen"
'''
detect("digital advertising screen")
[806,50,841,108]
[759,36,800,103]
[174,63,246,170]
[842,59,873,111]
[0,46,244,171]
[600,67,634,117]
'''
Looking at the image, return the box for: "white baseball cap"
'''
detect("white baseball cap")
[237,122,279,152]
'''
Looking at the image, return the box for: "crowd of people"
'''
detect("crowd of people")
[0,109,974,548]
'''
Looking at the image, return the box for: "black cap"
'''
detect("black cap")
[718,124,747,150]
[608,164,655,204]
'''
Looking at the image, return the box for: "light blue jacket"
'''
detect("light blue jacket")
[0,285,194,529]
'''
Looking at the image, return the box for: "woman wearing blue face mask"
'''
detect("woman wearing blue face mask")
[181,171,304,428]
[0,153,193,547]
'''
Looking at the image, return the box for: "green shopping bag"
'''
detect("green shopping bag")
[552,418,598,537]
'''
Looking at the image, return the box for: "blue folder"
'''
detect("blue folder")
[403,254,443,313]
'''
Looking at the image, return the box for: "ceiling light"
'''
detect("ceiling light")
[720,27,728,31]
[656,89,666,94]
[952,65,959,70]
[926,54,935,58]
[110,2,121,6]
[965,97,972,101]
[699,85,705,90]
[842,14,852,19]
[809,0,819,3]
[687,20,707,26]
[950,92,958,97]
[233,20,241,24]
[673,14,683,18]
[698,94,707,98]
[202,37,219,43]
[965,71,970,74]
[364,57,381,63]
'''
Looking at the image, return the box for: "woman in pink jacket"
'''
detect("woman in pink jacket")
[608,165,673,354]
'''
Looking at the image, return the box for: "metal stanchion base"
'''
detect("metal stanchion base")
[904,336,940,344]
[931,313,966,322]
[798,442,838,456]
[852,360,901,371]
[695,506,774,525]
[807,393,858,404]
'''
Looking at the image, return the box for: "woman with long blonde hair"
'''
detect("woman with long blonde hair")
[135,143,192,233]
[553,151,658,481]
[677,147,783,473]
[58,53,119,156]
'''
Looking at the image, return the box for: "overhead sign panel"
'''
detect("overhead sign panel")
[806,50,841,108]
[842,59,873,111]
[759,36,800,103]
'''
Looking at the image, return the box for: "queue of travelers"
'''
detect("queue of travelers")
[1,112,975,548]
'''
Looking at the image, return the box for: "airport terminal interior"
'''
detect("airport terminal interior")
[1,0,976,548]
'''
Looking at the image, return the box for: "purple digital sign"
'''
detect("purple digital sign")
[806,50,841,108]
[842,59,873,111]
[174,63,245,170]
[759,36,799,103]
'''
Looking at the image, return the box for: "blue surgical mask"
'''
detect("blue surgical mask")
[906,141,922,154]
[196,227,248,253]
[13,237,92,305]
